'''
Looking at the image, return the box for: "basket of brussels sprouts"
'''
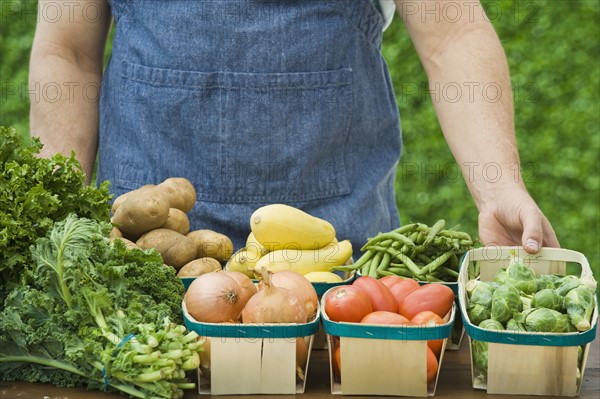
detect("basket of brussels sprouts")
[458,247,597,396]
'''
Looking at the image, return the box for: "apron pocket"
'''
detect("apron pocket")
[116,60,353,204]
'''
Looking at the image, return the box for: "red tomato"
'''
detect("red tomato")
[378,275,407,289]
[411,311,446,358]
[398,283,454,320]
[324,286,373,323]
[426,346,439,386]
[360,311,410,325]
[388,279,420,308]
[352,276,398,313]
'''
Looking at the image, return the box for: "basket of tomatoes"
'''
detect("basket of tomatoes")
[321,275,456,396]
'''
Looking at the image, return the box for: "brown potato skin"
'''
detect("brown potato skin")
[161,208,191,235]
[111,187,170,240]
[111,237,140,250]
[157,178,197,213]
[109,227,123,239]
[111,184,156,214]
[176,257,222,277]
[136,228,197,269]
[187,229,234,262]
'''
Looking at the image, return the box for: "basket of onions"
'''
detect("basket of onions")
[182,268,320,395]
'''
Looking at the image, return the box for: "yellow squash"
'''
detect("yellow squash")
[250,204,336,251]
[255,240,352,275]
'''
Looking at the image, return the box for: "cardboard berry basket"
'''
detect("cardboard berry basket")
[320,287,456,397]
[458,246,598,396]
[417,280,464,351]
[182,300,319,395]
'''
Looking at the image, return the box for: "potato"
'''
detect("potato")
[136,228,197,269]
[187,229,234,262]
[109,226,123,239]
[111,184,156,214]
[177,257,222,277]
[111,186,170,240]
[157,177,197,213]
[161,208,190,235]
[112,237,140,250]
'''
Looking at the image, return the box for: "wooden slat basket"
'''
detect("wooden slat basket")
[182,301,319,395]
[458,246,598,396]
[320,287,455,397]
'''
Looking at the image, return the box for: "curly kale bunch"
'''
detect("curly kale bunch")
[0,126,111,287]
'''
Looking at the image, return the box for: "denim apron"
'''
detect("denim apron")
[99,0,402,255]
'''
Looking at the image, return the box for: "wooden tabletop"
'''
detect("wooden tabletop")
[1,331,598,399]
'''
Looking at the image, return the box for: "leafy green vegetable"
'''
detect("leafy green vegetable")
[472,320,504,382]
[0,127,111,296]
[556,275,582,297]
[0,215,195,398]
[491,285,522,324]
[493,268,507,285]
[564,286,596,331]
[516,308,576,333]
[531,288,563,312]
[472,340,489,381]
[503,258,537,295]
[506,318,526,331]
[466,281,496,325]
[479,319,505,331]
[536,274,563,291]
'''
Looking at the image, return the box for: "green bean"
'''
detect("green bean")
[367,252,382,277]
[424,219,445,245]
[408,231,419,243]
[336,249,373,272]
[418,250,455,276]
[423,274,445,282]
[368,231,415,248]
[437,266,459,278]
[392,223,422,235]
[415,231,426,245]
[360,238,393,252]
[438,230,472,241]
[384,267,414,278]
[417,253,434,264]
[369,245,423,277]
[376,253,392,274]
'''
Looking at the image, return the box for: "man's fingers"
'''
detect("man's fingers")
[520,206,543,254]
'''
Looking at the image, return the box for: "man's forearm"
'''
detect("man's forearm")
[29,50,101,181]
[422,21,524,210]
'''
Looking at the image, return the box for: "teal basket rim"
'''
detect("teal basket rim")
[182,302,320,339]
[319,286,456,340]
[461,314,597,346]
[321,316,454,340]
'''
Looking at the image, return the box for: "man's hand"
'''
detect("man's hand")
[395,0,559,252]
[478,187,559,253]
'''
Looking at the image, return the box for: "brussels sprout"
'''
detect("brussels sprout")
[494,267,507,285]
[479,319,505,331]
[504,258,537,294]
[506,318,526,331]
[467,303,491,326]
[472,340,489,380]
[470,281,496,305]
[491,284,522,323]
[564,286,596,331]
[531,288,563,312]
[521,308,576,332]
[556,275,581,297]
[536,274,563,291]
[521,294,533,310]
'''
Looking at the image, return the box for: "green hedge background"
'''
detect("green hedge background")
[1,0,598,278]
